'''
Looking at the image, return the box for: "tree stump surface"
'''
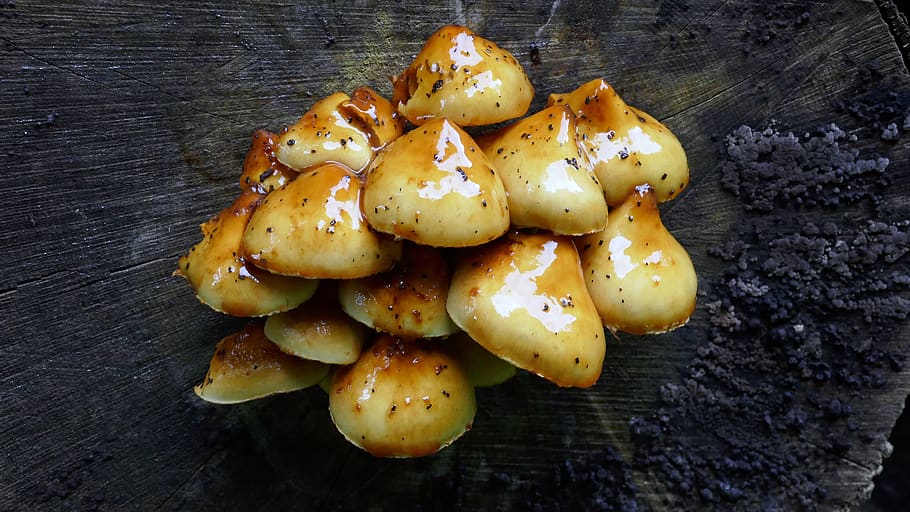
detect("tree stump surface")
[2,1,910,510]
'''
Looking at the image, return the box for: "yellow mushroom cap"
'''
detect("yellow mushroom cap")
[549,78,689,205]
[478,104,608,235]
[338,242,458,340]
[175,190,318,317]
[264,301,369,365]
[446,231,606,388]
[392,25,534,127]
[329,335,476,458]
[241,162,402,279]
[578,184,697,334]
[363,117,509,247]
[195,322,329,404]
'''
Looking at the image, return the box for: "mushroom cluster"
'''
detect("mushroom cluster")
[176,25,697,457]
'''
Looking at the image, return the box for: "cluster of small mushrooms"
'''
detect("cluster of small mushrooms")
[176,25,697,458]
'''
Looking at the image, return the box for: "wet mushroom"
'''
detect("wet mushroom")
[339,86,407,152]
[392,25,534,126]
[338,242,458,339]
[195,322,329,404]
[241,162,402,279]
[549,78,689,205]
[274,92,375,173]
[578,184,697,334]
[478,104,609,235]
[446,231,606,388]
[175,190,318,317]
[363,117,509,247]
[239,129,297,195]
[329,335,476,458]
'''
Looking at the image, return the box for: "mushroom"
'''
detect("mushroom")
[239,129,297,195]
[175,190,318,317]
[195,322,329,404]
[241,162,402,279]
[264,300,369,365]
[477,104,609,235]
[339,86,407,152]
[446,231,606,388]
[447,331,516,387]
[577,184,697,334]
[329,335,476,458]
[363,117,509,247]
[548,78,689,205]
[391,25,534,126]
[338,242,458,339]
[274,92,374,173]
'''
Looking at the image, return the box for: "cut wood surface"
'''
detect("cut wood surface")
[2,1,909,510]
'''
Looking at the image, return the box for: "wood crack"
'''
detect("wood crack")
[1,37,106,86]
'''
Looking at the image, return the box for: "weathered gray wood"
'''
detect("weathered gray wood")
[1,0,909,510]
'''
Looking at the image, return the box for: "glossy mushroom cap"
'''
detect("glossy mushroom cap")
[274,92,375,173]
[175,190,318,317]
[338,243,458,339]
[446,231,606,388]
[549,78,689,205]
[241,162,402,279]
[195,322,329,404]
[329,335,476,458]
[340,86,406,151]
[392,25,534,126]
[478,105,608,235]
[239,129,297,194]
[578,184,697,334]
[363,118,509,247]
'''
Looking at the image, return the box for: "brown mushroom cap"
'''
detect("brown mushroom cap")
[391,25,534,127]
[239,129,297,194]
[548,78,689,205]
[446,231,606,388]
[241,162,402,279]
[363,117,509,247]
[578,184,697,334]
[338,242,458,339]
[175,190,318,317]
[195,322,329,404]
[329,335,476,458]
[339,86,407,152]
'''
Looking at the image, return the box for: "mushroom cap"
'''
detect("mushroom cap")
[447,331,516,387]
[548,78,689,205]
[264,301,369,365]
[578,184,697,334]
[338,242,458,339]
[274,92,374,173]
[391,25,534,126]
[195,322,329,404]
[241,162,402,279]
[478,104,608,235]
[239,129,297,194]
[339,86,406,151]
[176,190,318,317]
[363,117,509,247]
[446,231,606,388]
[329,335,476,458]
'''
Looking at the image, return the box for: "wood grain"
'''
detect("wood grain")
[1,0,909,510]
